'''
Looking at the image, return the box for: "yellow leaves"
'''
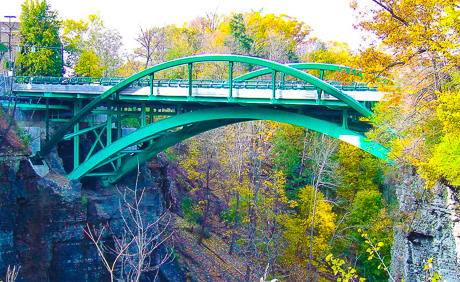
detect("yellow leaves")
[412,90,460,187]
[245,11,311,43]
[326,253,364,281]
[422,256,443,281]
[436,91,460,134]
[354,0,459,72]
[282,186,337,271]
[74,50,103,77]
[305,40,352,66]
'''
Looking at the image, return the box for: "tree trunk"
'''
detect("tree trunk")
[229,189,240,255]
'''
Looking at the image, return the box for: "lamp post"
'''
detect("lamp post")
[4,15,17,73]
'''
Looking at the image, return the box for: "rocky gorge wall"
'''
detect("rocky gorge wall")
[390,169,460,281]
[0,147,184,281]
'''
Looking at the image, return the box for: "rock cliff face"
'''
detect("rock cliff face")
[390,170,460,281]
[0,148,183,281]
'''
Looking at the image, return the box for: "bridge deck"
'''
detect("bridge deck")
[12,81,383,106]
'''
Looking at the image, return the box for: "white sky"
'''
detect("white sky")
[1,0,370,53]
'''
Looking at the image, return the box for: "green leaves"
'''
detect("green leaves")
[74,51,103,77]
[326,253,365,282]
[419,90,460,187]
[16,0,62,76]
[422,256,443,281]
[229,13,252,55]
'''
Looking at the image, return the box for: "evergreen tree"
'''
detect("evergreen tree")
[16,0,62,76]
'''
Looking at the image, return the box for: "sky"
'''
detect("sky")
[1,0,371,53]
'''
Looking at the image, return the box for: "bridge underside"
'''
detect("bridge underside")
[60,106,386,184]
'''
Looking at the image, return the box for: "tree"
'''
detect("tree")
[61,14,123,77]
[351,0,460,172]
[74,50,103,77]
[333,143,393,281]
[225,12,311,62]
[0,43,8,63]
[227,13,253,55]
[245,12,311,62]
[422,90,460,187]
[178,129,226,243]
[281,185,337,280]
[134,27,166,69]
[15,0,62,76]
[86,14,123,77]
[84,171,172,282]
[61,18,89,68]
[116,54,143,78]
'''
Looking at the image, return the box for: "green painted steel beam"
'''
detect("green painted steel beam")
[50,119,71,123]
[73,100,81,170]
[67,107,389,182]
[1,103,71,110]
[132,95,352,107]
[32,54,374,164]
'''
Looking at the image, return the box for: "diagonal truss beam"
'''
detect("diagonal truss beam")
[66,107,389,183]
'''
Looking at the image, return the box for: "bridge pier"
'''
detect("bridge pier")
[22,126,50,177]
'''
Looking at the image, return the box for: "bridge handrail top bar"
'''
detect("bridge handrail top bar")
[33,54,373,162]
[13,79,379,91]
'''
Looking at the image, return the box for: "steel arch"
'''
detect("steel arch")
[33,54,374,163]
[235,62,362,81]
[66,107,389,183]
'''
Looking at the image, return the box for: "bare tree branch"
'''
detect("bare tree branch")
[371,0,410,26]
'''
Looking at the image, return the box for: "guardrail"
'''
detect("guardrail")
[13,76,378,92]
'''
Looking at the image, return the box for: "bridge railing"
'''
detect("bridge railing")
[13,76,378,91]
[13,76,125,86]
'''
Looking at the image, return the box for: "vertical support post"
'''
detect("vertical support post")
[149,107,154,145]
[317,70,325,101]
[149,108,154,125]
[141,103,146,127]
[149,74,154,96]
[45,97,49,142]
[116,94,122,169]
[107,102,112,146]
[272,70,277,100]
[228,61,233,98]
[188,63,193,97]
[73,100,81,170]
[342,109,348,129]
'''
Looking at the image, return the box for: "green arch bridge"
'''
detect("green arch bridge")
[9,54,389,184]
